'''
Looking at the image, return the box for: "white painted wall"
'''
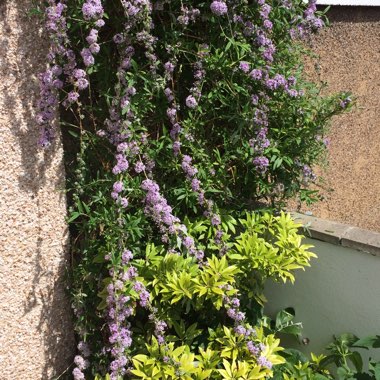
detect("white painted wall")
[264,239,380,361]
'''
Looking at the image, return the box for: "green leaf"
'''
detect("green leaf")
[369,360,380,380]
[349,351,363,373]
[276,309,295,328]
[353,336,380,349]
[278,324,303,336]
[67,212,82,223]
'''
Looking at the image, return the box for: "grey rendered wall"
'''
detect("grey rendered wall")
[0,1,74,379]
[265,238,380,361]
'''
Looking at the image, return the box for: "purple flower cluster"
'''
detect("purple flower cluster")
[141,179,180,235]
[181,155,215,218]
[250,69,263,81]
[210,1,228,16]
[254,108,269,127]
[223,293,273,368]
[265,73,287,91]
[248,341,273,368]
[186,95,198,109]
[302,164,317,184]
[225,296,245,323]
[304,0,324,30]
[186,49,208,112]
[163,59,184,155]
[133,281,150,307]
[340,96,352,108]
[253,156,270,174]
[37,1,69,147]
[141,179,204,258]
[247,340,260,356]
[110,180,129,208]
[177,6,201,25]
[258,354,273,369]
[37,67,61,147]
[105,257,137,379]
[249,127,270,154]
[72,342,91,380]
[153,319,167,345]
[78,1,104,99]
[82,0,104,20]
[290,0,324,39]
[239,61,250,73]
[162,49,226,250]
[255,32,276,63]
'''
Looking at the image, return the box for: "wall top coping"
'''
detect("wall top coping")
[291,212,380,257]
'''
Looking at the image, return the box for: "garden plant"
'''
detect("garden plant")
[36,0,357,379]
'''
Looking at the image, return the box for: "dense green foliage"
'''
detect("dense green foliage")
[36,0,358,379]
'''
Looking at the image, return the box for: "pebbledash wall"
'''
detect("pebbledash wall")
[291,5,380,232]
[0,2,379,380]
[0,1,74,380]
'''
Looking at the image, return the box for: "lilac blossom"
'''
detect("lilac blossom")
[90,43,100,54]
[78,341,91,358]
[76,78,89,90]
[210,1,228,16]
[113,181,124,193]
[211,214,221,226]
[120,198,129,208]
[72,368,85,380]
[177,6,201,25]
[82,0,104,20]
[81,48,95,67]
[250,69,263,80]
[251,94,259,105]
[234,325,247,335]
[86,29,98,45]
[73,69,86,79]
[247,341,260,356]
[302,164,317,183]
[106,264,136,379]
[249,127,270,154]
[37,1,70,147]
[258,355,273,369]
[253,109,269,127]
[253,156,270,173]
[239,61,250,73]
[134,161,146,173]
[173,141,181,155]
[186,95,198,109]
[141,179,180,232]
[164,61,175,73]
[67,91,80,103]
[112,154,129,174]
[263,19,273,30]
[260,4,272,19]
[287,89,298,97]
[74,355,88,371]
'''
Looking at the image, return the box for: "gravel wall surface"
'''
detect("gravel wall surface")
[0,1,74,379]
[291,7,380,232]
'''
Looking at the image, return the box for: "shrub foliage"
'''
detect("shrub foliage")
[37,0,352,379]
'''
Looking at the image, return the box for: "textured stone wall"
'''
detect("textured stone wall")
[293,7,380,232]
[0,1,74,379]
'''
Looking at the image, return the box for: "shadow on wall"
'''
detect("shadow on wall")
[320,6,380,23]
[0,0,74,378]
